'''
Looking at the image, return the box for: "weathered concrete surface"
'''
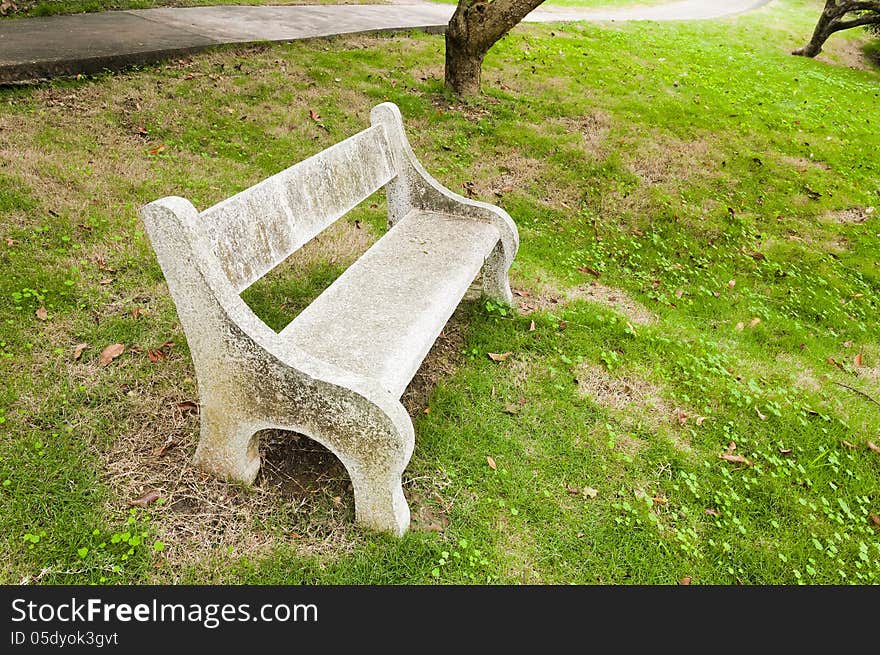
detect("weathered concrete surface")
[1,1,773,83]
[0,11,220,82]
[140,102,518,535]
[281,210,501,397]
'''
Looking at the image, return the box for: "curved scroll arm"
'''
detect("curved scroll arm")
[370,102,519,304]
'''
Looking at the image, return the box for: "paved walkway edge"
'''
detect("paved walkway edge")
[0,1,773,84]
[1,24,447,84]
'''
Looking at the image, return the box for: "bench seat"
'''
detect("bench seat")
[280,210,500,397]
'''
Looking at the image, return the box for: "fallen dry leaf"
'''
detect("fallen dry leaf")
[0,0,17,18]
[99,343,125,366]
[779,448,793,456]
[735,322,745,331]
[487,352,513,362]
[726,441,737,454]
[679,577,692,585]
[748,251,766,261]
[486,456,497,470]
[98,278,114,285]
[704,508,720,516]
[870,514,880,528]
[4,237,18,246]
[565,483,580,496]
[503,403,520,415]
[309,109,320,121]
[583,487,599,499]
[675,409,688,426]
[529,320,536,332]
[675,288,684,298]
[749,317,761,328]
[867,441,880,455]
[577,265,601,278]
[854,352,863,367]
[153,436,177,457]
[720,453,753,466]
[695,416,707,426]
[841,440,856,450]
[148,143,166,155]
[35,306,47,321]
[843,341,853,348]
[728,279,736,289]
[756,407,768,421]
[72,343,89,360]
[176,401,199,415]
[128,490,160,507]
[147,349,167,363]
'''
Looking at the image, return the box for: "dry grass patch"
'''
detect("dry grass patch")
[576,362,675,431]
[817,34,880,73]
[467,153,555,205]
[576,362,693,453]
[821,206,874,224]
[625,133,714,186]
[277,216,378,273]
[776,153,832,172]
[576,362,666,414]
[566,282,656,325]
[546,109,612,160]
[495,514,542,583]
[511,267,656,326]
[775,353,824,394]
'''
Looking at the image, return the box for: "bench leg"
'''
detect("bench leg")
[482,241,514,305]
[192,404,262,485]
[350,462,411,536]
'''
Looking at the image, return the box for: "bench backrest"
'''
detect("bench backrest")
[201,123,396,293]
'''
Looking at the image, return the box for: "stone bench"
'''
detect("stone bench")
[140,102,518,535]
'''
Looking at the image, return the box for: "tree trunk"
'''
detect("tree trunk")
[793,1,837,57]
[444,0,546,97]
[793,1,880,57]
[444,33,485,98]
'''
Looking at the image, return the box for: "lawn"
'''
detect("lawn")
[1,0,878,585]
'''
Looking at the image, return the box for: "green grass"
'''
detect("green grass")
[1,0,879,585]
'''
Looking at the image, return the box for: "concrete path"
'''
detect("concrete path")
[0,1,771,83]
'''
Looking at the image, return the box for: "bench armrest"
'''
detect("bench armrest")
[371,103,519,291]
